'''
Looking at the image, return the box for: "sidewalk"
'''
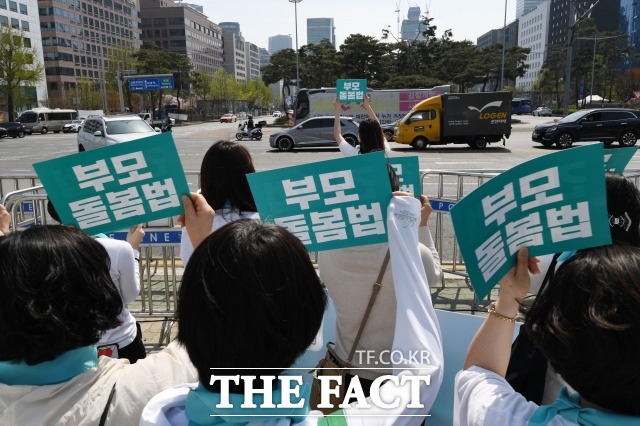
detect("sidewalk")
[134,266,493,355]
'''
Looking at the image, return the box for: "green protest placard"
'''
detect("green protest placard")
[247,151,392,251]
[33,132,189,235]
[388,156,422,197]
[450,143,611,300]
[603,146,638,172]
[336,79,367,103]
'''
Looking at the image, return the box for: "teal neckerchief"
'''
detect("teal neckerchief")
[529,387,640,426]
[0,345,98,386]
[185,381,310,425]
[93,233,109,239]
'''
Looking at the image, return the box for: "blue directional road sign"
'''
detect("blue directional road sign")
[129,75,174,92]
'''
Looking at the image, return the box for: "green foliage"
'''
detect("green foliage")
[0,24,44,120]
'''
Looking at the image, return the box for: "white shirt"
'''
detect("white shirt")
[95,237,140,348]
[455,366,572,426]
[337,136,391,157]
[180,209,260,266]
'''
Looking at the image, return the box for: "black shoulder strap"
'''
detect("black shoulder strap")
[538,252,562,295]
[98,382,117,426]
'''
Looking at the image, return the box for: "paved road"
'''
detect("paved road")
[4,114,640,177]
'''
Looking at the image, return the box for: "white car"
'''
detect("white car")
[62,118,85,133]
[272,111,282,118]
[78,115,159,151]
[532,107,553,117]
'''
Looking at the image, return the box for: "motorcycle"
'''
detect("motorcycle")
[236,121,265,141]
[161,119,172,133]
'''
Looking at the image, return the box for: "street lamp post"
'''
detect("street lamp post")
[575,35,620,105]
[499,0,507,91]
[289,0,302,99]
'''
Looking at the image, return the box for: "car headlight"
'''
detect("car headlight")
[546,126,557,133]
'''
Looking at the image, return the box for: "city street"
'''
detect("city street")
[4,115,640,180]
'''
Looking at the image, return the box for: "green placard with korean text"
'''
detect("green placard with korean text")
[33,132,189,235]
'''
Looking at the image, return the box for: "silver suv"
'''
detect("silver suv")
[269,116,359,151]
[78,115,159,151]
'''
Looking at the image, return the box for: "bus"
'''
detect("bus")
[511,98,532,115]
[293,86,451,125]
[18,108,78,134]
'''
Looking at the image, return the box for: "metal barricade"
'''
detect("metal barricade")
[0,173,42,200]
[420,169,502,292]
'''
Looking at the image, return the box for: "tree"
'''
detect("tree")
[0,24,45,120]
[261,48,298,87]
[614,68,640,103]
[339,34,388,85]
[537,44,566,107]
[432,40,481,92]
[211,68,237,114]
[191,71,214,116]
[299,40,340,88]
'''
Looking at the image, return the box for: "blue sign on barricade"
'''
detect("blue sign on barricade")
[106,229,181,245]
[429,198,456,213]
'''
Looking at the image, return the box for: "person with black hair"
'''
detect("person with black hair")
[179,140,259,265]
[47,200,147,363]
[456,245,640,425]
[505,171,640,405]
[332,94,391,156]
[0,225,197,425]
[140,191,444,425]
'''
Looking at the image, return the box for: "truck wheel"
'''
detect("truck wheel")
[470,137,487,149]
[555,133,573,149]
[277,136,294,151]
[619,130,637,147]
[412,137,427,150]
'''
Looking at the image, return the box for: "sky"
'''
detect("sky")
[192,0,515,50]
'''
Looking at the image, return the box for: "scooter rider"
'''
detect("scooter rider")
[247,115,254,130]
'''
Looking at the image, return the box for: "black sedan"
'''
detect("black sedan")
[0,126,7,138]
[532,108,640,148]
[0,122,27,138]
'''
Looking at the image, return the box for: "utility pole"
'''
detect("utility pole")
[562,0,600,116]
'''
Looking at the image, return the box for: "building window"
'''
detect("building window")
[9,0,16,12]
[11,17,18,28]
[19,2,26,14]
[0,0,6,9]
[21,20,28,31]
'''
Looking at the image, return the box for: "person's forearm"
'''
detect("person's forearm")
[333,108,342,143]
[463,297,518,376]
[364,105,379,123]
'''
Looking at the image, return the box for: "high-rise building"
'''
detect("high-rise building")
[268,34,292,54]
[218,22,241,37]
[516,0,546,18]
[140,0,223,75]
[245,41,260,79]
[307,18,335,46]
[548,0,620,46]
[1,0,44,109]
[401,6,427,41]
[259,47,271,69]
[516,1,551,91]
[222,30,247,81]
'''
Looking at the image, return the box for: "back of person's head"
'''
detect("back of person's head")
[177,220,327,391]
[0,226,122,365]
[358,119,385,154]
[525,245,640,415]
[605,171,640,245]
[200,140,257,213]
